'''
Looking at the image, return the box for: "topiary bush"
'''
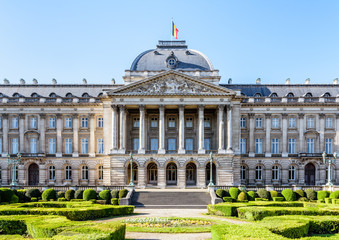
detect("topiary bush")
[329,190,339,199]
[305,189,317,200]
[74,189,84,199]
[14,189,29,203]
[237,192,248,201]
[247,191,257,201]
[111,190,119,199]
[317,190,330,200]
[294,189,304,200]
[257,189,270,200]
[119,189,128,199]
[65,189,75,201]
[56,191,65,199]
[99,190,111,204]
[216,189,226,198]
[25,188,41,199]
[58,197,67,201]
[42,189,56,201]
[83,189,97,201]
[10,194,19,203]
[270,191,278,200]
[223,197,234,202]
[0,188,14,203]
[298,197,308,202]
[111,198,119,205]
[31,197,38,202]
[229,187,240,200]
[281,189,296,201]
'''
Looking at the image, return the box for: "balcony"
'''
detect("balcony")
[9,153,46,158]
[298,152,324,158]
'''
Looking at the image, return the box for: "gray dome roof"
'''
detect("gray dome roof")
[130,41,214,71]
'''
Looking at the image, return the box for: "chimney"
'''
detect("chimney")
[333,78,338,85]
[256,78,261,84]
[20,78,25,85]
[33,78,38,85]
[52,78,57,85]
[305,78,310,84]
[228,78,232,84]
[82,78,87,84]
[112,78,116,84]
[285,78,290,84]
[3,78,9,85]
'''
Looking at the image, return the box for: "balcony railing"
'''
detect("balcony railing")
[299,152,324,158]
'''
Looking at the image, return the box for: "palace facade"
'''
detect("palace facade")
[0,40,338,188]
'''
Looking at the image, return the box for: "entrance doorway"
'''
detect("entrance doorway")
[127,162,138,185]
[166,162,177,185]
[206,162,216,186]
[28,163,39,186]
[305,163,315,185]
[147,162,158,185]
[186,162,197,186]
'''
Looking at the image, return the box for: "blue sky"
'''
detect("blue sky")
[0,1,338,85]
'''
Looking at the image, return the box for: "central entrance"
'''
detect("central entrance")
[166,162,177,185]
[28,163,39,186]
[305,163,315,185]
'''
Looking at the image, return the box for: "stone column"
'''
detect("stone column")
[138,105,146,154]
[336,114,339,152]
[56,114,62,157]
[218,105,226,154]
[18,164,25,185]
[319,113,325,152]
[178,167,185,188]
[55,167,62,185]
[298,113,305,153]
[39,114,46,154]
[137,167,146,188]
[19,114,25,153]
[112,105,118,152]
[249,113,255,157]
[103,101,112,155]
[89,113,95,157]
[178,105,185,154]
[1,114,8,157]
[282,113,288,157]
[158,105,166,154]
[226,105,233,153]
[89,168,95,185]
[265,113,271,157]
[39,164,46,185]
[72,114,79,157]
[198,105,205,154]
[118,105,126,153]
[158,167,166,188]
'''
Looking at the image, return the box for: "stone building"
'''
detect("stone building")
[0,40,338,188]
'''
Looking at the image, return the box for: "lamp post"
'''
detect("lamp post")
[7,153,21,187]
[129,152,135,186]
[208,152,214,187]
[322,151,337,186]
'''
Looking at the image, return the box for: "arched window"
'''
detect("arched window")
[82,166,89,180]
[305,92,312,98]
[49,166,56,180]
[49,93,57,98]
[287,92,294,98]
[82,93,90,98]
[98,165,103,180]
[254,93,262,98]
[255,166,263,180]
[147,162,158,185]
[65,93,73,98]
[272,166,280,180]
[241,165,247,180]
[31,93,39,98]
[65,166,72,180]
[270,93,278,97]
[166,162,177,185]
[12,93,20,97]
[0,93,3,97]
[323,92,331,97]
[97,93,103,97]
[289,165,296,180]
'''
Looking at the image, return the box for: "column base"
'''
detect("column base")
[178,149,186,154]
[158,149,166,154]
[265,152,272,157]
[249,152,255,157]
[198,149,206,154]
[118,149,126,154]
[111,149,118,154]
[89,153,96,157]
[226,149,234,154]
[72,153,79,158]
[282,152,288,157]
[138,149,146,154]
[218,149,227,154]
[56,153,62,158]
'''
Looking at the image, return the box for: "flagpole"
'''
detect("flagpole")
[171,18,173,41]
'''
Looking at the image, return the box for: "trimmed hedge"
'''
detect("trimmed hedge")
[281,189,296,201]
[119,189,128,199]
[223,197,234,202]
[273,197,284,202]
[305,189,317,200]
[216,189,227,198]
[294,189,304,200]
[111,190,119,199]
[98,190,111,204]
[65,189,75,201]
[318,190,330,200]
[247,191,257,201]
[237,192,247,201]
[330,191,339,199]
[270,191,278,200]
[111,198,119,205]
[0,188,14,203]
[83,189,97,201]
[229,187,240,200]
[42,189,56,201]
[74,189,84,199]
[257,189,270,200]
[25,189,41,199]
[56,191,65,199]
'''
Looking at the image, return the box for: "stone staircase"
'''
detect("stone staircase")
[131,190,211,208]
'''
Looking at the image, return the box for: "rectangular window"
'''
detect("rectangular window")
[168,138,176,152]
[168,117,175,128]
[150,138,158,152]
[81,117,88,128]
[98,139,104,154]
[133,138,139,151]
[240,138,246,154]
[326,117,333,128]
[11,117,18,129]
[272,118,279,128]
[151,118,158,128]
[48,138,56,154]
[30,117,37,129]
[307,138,314,153]
[289,117,296,128]
[186,117,193,128]
[256,118,262,128]
[65,138,72,154]
[325,138,333,154]
[133,117,140,128]
[255,139,263,154]
[271,138,279,154]
[240,118,246,128]
[30,138,37,153]
[204,117,211,128]
[288,138,296,154]
[11,138,18,154]
[65,117,72,128]
[204,138,211,151]
[81,138,89,154]
[49,117,55,128]
[185,138,193,152]
[97,117,103,128]
[307,117,314,128]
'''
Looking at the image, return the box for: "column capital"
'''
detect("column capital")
[159,104,165,111]
[282,113,288,119]
[118,105,125,111]
[88,113,95,118]
[111,104,118,111]
[198,105,204,111]
[298,113,305,119]
[218,105,225,111]
[248,113,255,119]
[19,113,25,119]
[319,113,325,119]
[1,113,8,119]
[72,113,79,118]
[265,113,271,119]
[226,105,232,111]
[40,113,46,119]
[139,105,145,111]
[178,105,185,111]
[56,113,62,119]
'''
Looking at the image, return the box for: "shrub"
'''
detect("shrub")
[325,198,331,204]
[216,189,226,198]
[294,189,304,200]
[83,189,97,201]
[42,189,56,201]
[333,199,339,204]
[298,197,308,202]
[58,197,67,202]
[257,189,270,200]
[31,197,38,202]
[270,191,278,200]
[56,191,65,199]
[317,190,330,200]
[98,190,111,204]
[305,189,317,200]
[223,197,234,202]
[25,188,41,199]
[15,189,29,203]
[247,191,257,201]
[74,190,84,199]
[10,194,19,203]
[0,188,14,203]
[281,189,296,201]
[229,187,240,200]
[118,189,128,199]
[273,197,284,201]
[111,190,119,199]
[70,199,85,202]
[65,189,75,201]
[329,190,339,199]
[237,192,247,201]
[111,198,119,205]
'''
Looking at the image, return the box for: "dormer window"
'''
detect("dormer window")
[65,93,73,98]
[287,92,294,98]
[254,93,262,98]
[305,92,312,98]
[323,92,331,97]
[13,93,20,98]
[49,93,57,98]
[270,93,278,97]
[82,93,90,98]
[31,93,39,98]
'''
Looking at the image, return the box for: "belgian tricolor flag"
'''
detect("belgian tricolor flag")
[172,21,179,39]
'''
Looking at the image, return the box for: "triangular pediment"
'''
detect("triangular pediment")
[108,71,236,96]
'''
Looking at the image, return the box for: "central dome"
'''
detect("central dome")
[130,40,214,71]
